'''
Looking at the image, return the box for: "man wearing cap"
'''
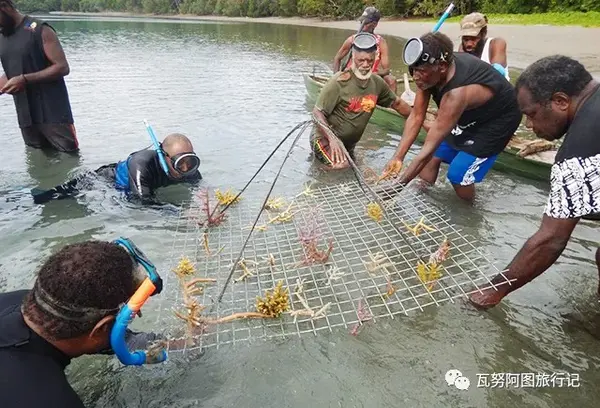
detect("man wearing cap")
[458,12,510,81]
[313,33,428,170]
[332,6,397,93]
[382,32,521,202]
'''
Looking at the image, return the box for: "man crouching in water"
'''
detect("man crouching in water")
[0,239,202,407]
[312,32,430,170]
[32,133,202,205]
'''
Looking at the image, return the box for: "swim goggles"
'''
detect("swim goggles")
[402,37,448,68]
[110,237,167,366]
[165,151,201,177]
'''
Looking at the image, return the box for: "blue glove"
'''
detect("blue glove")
[492,63,507,77]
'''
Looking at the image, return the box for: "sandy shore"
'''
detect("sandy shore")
[51,12,600,77]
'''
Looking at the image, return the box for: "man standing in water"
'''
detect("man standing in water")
[458,12,510,81]
[312,33,424,170]
[332,6,397,93]
[382,32,521,202]
[0,0,78,153]
[470,56,600,309]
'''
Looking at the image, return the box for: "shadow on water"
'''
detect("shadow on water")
[1,16,599,408]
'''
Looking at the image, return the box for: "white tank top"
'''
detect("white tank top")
[481,37,510,81]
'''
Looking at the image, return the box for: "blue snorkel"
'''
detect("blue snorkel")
[432,3,455,33]
[110,237,167,366]
[144,120,170,176]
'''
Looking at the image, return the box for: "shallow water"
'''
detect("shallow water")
[1,16,599,408]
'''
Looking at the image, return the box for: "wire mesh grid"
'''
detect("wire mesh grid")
[157,179,512,354]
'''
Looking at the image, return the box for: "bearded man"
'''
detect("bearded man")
[311,33,429,170]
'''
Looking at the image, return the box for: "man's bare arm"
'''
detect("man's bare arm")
[376,38,391,77]
[390,88,430,162]
[470,215,578,308]
[390,97,412,119]
[489,38,508,68]
[333,36,353,72]
[398,88,467,184]
[23,25,69,84]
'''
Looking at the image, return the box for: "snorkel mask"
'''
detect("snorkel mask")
[164,151,201,177]
[402,37,449,76]
[110,237,167,366]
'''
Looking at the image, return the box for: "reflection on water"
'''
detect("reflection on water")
[0,16,598,408]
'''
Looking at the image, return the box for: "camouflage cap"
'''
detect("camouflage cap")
[358,7,381,24]
[460,12,488,37]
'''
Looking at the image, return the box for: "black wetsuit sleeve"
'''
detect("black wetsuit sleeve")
[127,152,157,200]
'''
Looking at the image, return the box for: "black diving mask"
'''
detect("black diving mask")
[166,152,200,177]
[403,37,449,75]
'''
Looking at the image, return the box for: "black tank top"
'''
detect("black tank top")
[0,16,73,128]
[430,53,521,156]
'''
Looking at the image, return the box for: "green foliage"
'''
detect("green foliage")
[12,0,600,25]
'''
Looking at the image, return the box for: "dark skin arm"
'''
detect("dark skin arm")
[0,25,69,95]
[312,106,346,166]
[489,38,508,68]
[376,38,391,77]
[470,216,578,308]
[333,36,353,72]
[397,88,467,184]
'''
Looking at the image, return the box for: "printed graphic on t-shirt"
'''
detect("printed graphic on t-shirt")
[545,154,600,218]
[346,95,378,113]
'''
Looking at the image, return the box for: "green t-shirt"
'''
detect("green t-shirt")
[315,71,397,146]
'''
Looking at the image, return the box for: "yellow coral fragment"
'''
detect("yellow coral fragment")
[215,189,241,206]
[265,197,285,211]
[173,256,196,278]
[366,202,383,222]
[416,260,443,291]
[256,281,290,318]
[404,216,436,236]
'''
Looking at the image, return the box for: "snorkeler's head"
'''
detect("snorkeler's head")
[21,240,143,357]
[161,133,200,179]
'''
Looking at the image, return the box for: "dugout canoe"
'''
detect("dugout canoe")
[303,73,556,182]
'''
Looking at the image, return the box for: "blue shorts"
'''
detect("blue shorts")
[434,141,497,185]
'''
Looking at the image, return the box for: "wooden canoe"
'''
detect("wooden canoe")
[303,73,557,182]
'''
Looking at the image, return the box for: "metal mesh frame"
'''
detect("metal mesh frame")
[157,178,512,354]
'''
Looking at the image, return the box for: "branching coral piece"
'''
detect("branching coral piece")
[289,278,331,322]
[173,256,196,278]
[350,298,372,336]
[215,189,241,206]
[403,216,436,236]
[255,281,290,317]
[324,266,345,286]
[366,202,383,222]
[297,208,333,265]
[429,238,451,265]
[416,260,443,291]
[364,252,393,275]
[197,189,226,227]
[385,276,396,298]
[264,197,285,211]
[234,258,257,282]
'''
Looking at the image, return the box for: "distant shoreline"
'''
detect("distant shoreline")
[48,11,600,78]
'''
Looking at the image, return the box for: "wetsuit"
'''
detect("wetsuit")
[31,148,202,204]
[0,16,78,152]
[430,52,522,186]
[0,290,161,408]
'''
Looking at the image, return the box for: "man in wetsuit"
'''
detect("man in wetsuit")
[458,12,510,81]
[0,0,78,153]
[470,56,600,309]
[0,240,161,408]
[332,7,397,93]
[32,133,202,204]
[313,33,424,170]
[382,32,521,202]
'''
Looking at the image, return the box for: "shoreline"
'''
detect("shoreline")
[49,12,600,78]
